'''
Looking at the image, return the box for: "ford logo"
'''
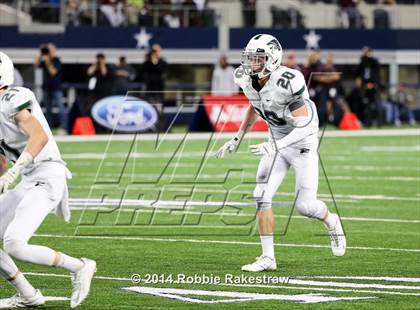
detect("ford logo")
[91,96,158,132]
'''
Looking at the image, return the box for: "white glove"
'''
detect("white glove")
[215,138,240,158]
[249,141,276,157]
[0,169,18,194]
[0,152,33,194]
[215,130,245,158]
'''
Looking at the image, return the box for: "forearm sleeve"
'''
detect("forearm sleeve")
[274,116,316,150]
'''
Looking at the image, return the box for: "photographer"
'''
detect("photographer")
[35,43,67,133]
[142,44,167,105]
[356,47,381,126]
[87,53,115,106]
[113,56,135,95]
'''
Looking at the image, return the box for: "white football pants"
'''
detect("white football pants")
[0,162,69,266]
[253,138,327,219]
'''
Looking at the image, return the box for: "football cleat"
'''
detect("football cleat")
[241,255,277,272]
[70,258,96,308]
[0,289,45,308]
[326,213,346,256]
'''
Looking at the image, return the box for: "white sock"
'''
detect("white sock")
[56,253,84,273]
[260,234,275,259]
[324,212,338,230]
[10,273,37,298]
[0,249,19,279]
[0,250,35,297]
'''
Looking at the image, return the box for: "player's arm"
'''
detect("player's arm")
[15,109,49,158]
[45,59,58,76]
[0,110,48,193]
[250,71,317,156]
[273,101,314,148]
[240,104,260,134]
[215,104,259,158]
[249,98,314,156]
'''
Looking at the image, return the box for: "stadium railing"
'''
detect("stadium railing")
[1,0,419,29]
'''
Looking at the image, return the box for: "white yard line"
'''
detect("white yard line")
[68,204,420,224]
[68,189,420,203]
[55,129,420,143]
[69,172,420,183]
[23,272,420,297]
[225,283,420,297]
[360,145,420,152]
[299,276,420,283]
[33,234,420,253]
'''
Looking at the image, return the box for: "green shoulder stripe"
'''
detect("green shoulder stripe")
[293,85,305,97]
[15,100,32,112]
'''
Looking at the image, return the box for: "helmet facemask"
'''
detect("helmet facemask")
[241,50,272,80]
[241,34,283,80]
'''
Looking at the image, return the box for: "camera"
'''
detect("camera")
[40,45,50,55]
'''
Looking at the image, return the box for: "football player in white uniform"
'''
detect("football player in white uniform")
[216,35,346,272]
[0,52,96,308]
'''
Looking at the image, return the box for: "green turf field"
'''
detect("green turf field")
[1,129,419,309]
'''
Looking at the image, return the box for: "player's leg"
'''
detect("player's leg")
[3,176,96,308]
[242,153,290,272]
[3,185,85,272]
[290,145,346,256]
[0,189,45,306]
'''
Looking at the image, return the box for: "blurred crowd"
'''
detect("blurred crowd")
[30,43,167,133]
[23,43,416,134]
[283,47,417,127]
[209,47,417,128]
[15,0,417,28]
[64,0,215,27]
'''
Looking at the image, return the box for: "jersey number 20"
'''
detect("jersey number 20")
[277,71,295,90]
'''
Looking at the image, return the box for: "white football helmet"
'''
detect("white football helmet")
[241,34,283,79]
[0,52,14,88]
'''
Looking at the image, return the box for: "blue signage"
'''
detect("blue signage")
[230,28,420,50]
[0,26,218,49]
[91,96,158,132]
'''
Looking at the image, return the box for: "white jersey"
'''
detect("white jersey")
[0,86,63,173]
[234,65,319,140]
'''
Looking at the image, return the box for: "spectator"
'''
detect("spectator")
[316,53,342,126]
[87,53,115,105]
[35,43,67,133]
[347,77,365,122]
[113,56,136,95]
[127,0,144,25]
[99,0,125,27]
[284,50,300,70]
[211,55,238,96]
[142,44,168,105]
[356,47,381,126]
[163,13,181,28]
[138,3,153,27]
[300,49,323,100]
[338,0,364,29]
[391,85,416,126]
[241,0,256,27]
[66,0,92,26]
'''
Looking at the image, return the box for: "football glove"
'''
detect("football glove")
[0,169,18,194]
[249,141,276,157]
[0,151,33,194]
[215,137,241,158]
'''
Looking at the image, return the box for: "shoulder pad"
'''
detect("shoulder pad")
[1,87,35,116]
[233,66,250,87]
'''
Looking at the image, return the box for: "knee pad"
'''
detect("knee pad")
[256,201,272,211]
[295,195,327,219]
[253,185,273,211]
[3,239,27,260]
